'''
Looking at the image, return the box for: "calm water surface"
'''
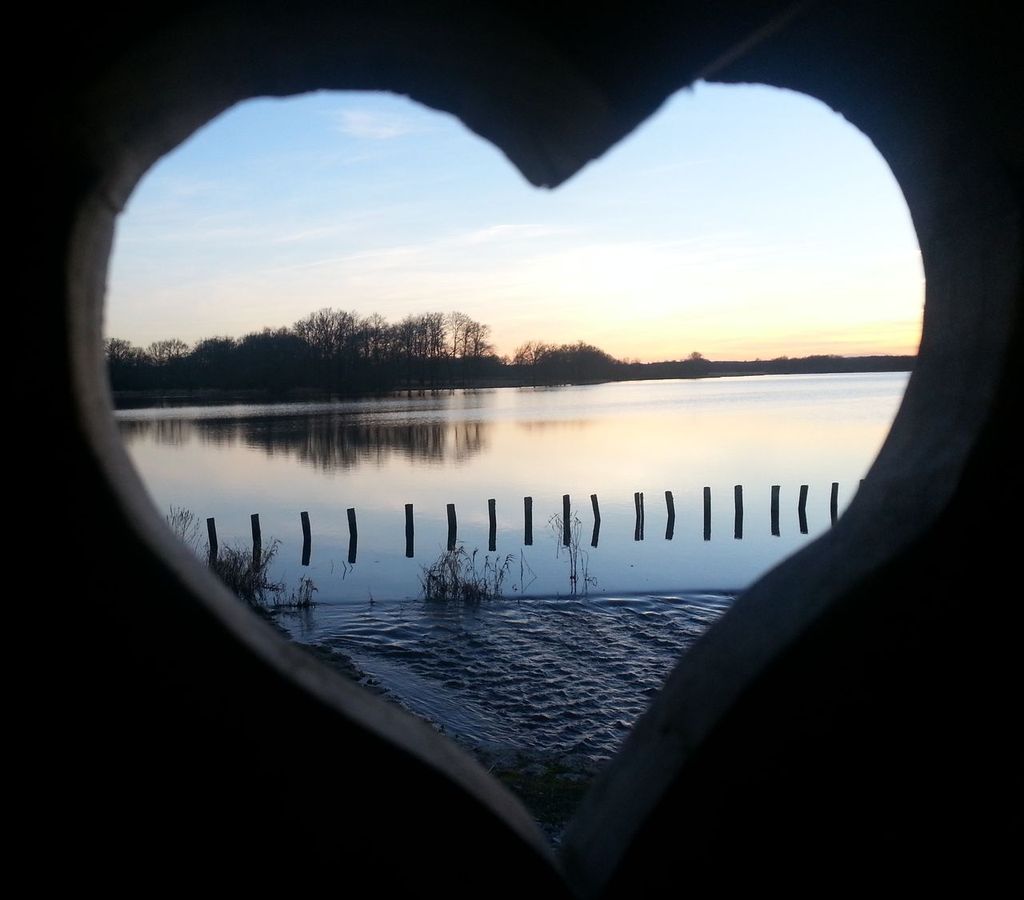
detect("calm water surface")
[119,373,907,763]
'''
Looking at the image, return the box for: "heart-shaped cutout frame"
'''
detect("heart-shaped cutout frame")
[57,2,1020,894]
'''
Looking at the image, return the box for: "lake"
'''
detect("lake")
[118,372,908,775]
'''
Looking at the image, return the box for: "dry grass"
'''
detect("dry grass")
[548,512,596,596]
[165,506,316,609]
[421,546,515,602]
[209,541,285,605]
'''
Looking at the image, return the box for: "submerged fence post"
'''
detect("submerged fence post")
[634,492,642,542]
[524,496,533,546]
[563,494,571,547]
[250,513,261,564]
[771,485,781,536]
[734,485,744,540]
[206,517,218,563]
[703,487,712,541]
[665,490,675,541]
[830,482,840,525]
[591,493,601,548]
[405,504,414,558]
[347,508,357,564]
[798,484,809,534]
[447,503,458,551]
[300,510,311,566]
[488,498,497,552]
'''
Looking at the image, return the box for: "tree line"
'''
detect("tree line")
[106,306,914,395]
[106,308,624,393]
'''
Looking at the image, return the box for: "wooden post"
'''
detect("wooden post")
[207,517,218,562]
[634,491,642,542]
[771,485,781,536]
[665,490,675,541]
[300,510,311,566]
[830,482,840,525]
[798,485,809,534]
[347,508,357,564]
[703,487,711,541]
[734,485,743,540]
[591,493,601,548]
[405,504,414,558]
[488,498,497,552]
[562,494,571,547]
[250,513,261,564]
[447,503,457,551]
[524,496,533,546]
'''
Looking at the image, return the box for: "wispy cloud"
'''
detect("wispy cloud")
[270,224,355,245]
[333,109,419,140]
[459,223,567,244]
[161,176,231,199]
[257,223,569,274]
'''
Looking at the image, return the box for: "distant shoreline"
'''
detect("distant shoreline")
[112,355,913,409]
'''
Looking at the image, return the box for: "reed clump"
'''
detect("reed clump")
[421,546,514,602]
[210,540,285,605]
[549,512,596,596]
[165,506,317,610]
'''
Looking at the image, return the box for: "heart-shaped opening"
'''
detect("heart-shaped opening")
[105,82,922,841]
[60,3,1020,894]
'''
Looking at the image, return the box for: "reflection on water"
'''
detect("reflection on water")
[515,420,594,433]
[120,415,489,470]
[118,373,908,599]
[119,373,909,802]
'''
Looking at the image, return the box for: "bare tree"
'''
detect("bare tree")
[445,311,471,361]
[513,340,551,386]
[359,312,390,365]
[147,338,190,366]
[105,337,140,365]
[465,320,493,359]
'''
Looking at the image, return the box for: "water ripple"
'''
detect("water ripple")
[280,593,733,764]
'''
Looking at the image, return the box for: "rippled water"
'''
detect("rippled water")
[279,592,732,764]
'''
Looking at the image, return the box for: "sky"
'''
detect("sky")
[106,82,924,362]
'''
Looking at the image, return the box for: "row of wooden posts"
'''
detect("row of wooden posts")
[205,482,855,567]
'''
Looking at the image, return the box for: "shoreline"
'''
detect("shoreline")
[283,620,599,843]
[111,358,914,409]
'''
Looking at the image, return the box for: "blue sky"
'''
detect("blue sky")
[107,81,924,361]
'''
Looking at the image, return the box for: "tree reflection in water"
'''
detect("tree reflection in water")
[119,414,489,471]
